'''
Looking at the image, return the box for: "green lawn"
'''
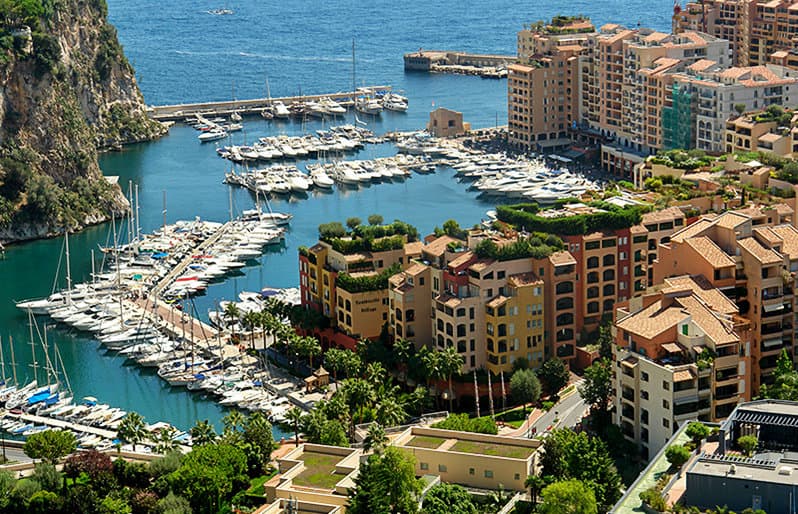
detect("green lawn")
[496,407,528,428]
[294,452,343,489]
[246,469,278,496]
[406,435,447,449]
[450,440,535,459]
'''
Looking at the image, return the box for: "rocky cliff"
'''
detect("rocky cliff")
[0,0,166,242]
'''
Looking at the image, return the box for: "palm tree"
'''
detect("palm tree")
[376,396,407,427]
[365,362,386,387]
[242,311,260,350]
[285,407,304,447]
[117,412,147,452]
[301,336,322,369]
[420,348,444,408]
[439,346,464,414]
[342,378,375,426]
[151,427,179,454]
[223,302,241,339]
[525,475,546,506]
[363,423,388,454]
[325,348,346,382]
[223,409,245,435]
[393,338,414,374]
[190,419,217,446]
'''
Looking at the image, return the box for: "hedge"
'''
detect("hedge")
[495,203,644,236]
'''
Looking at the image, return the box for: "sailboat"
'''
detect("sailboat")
[351,40,374,125]
[16,230,80,314]
[230,81,242,122]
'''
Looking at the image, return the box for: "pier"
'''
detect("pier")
[148,86,393,122]
[4,412,117,440]
[403,50,514,77]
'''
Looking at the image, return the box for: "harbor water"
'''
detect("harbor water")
[0,0,673,432]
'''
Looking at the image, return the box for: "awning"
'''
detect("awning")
[734,410,798,428]
[763,338,784,348]
[764,302,785,313]
[662,342,682,354]
[673,369,695,382]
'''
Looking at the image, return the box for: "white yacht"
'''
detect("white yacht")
[272,101,291,119]
[198,130,228,142]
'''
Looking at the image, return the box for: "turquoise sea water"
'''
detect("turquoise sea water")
[0,1,672,432]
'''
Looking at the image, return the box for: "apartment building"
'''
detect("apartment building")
[508,17,595,151]
[653,206,798,392]
[725,106,798,156]
[672,0,753,65]
[613,275,751,457]
[299,236,422,347]
[580,27,728,154]
[668,63,798,153]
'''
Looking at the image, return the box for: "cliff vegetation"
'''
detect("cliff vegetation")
[0,0,166,241]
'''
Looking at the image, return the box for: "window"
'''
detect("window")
[484,470,494,478]
[469,468,475,475]
[514,473,521,480]
[641,390,649,400]
[662,381,669,390]
[420,462,429,470]
[642,372,649,382]
[682,324,688,336]
[438,464,447,472]
[603,254,615,266]
[587,256,599,268]
[663,399,670,410]
[663,418,670,428]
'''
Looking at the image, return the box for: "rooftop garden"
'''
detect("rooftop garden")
[495,202,646,236]
[293,451,344,489]
[449,440,535,459]
[750,104,793,126]
[336,263,401,293]
[474,231,565,261]
[318,216,419,254]
[406,435,447,449]
[528,15,593,34]
[649,149,714,171]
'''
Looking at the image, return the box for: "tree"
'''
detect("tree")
[342,378,375,426]
[439,346,464,414]
[510,368,541,416]
[760,349,798,400]
[734,103,747,115]
[326,347,360,382]
[22,430,76,464]
[665,445,691,468]
[156,492,192,514]
[596,320,614,361]
[540,428,621,511]
[422,483,477,514]
[538,480,598,514]
[64,450,113,484]
[151,426,179,454]
[190,419,217,446]
[285,407,304,447]
[368,214,384,226]
[242,310,260,350]
[168,443,248,514]
[685,422,710,448]
[525,474,546,506]
[376,396,407,427]
[117,412,147,451]
[32,463,61,492]
[243,412,277,475]
[579,359,613,425]
[348,446,421,514]
[363,423,388,454]
[297,335,322,369]
[223,302,241,339]
[538,359,569,395]
[319,419,350,447]
[346,217,362,230]
[738,435,759,457]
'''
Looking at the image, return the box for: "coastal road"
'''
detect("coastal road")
[524,380,588,438]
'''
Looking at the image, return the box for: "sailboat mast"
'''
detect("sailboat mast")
[65,229,72,303]
[162,190,167,233]
[0,335,5,384]
[43,324,51,388]
[28,310,38,385]
[135,183,141,245]
[9,335,16,386]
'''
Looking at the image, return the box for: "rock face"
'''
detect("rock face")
[0,0,166,243]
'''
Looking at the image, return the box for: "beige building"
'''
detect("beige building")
[428,108,470,137]
[653,206,798,392]
[392,426,541,491]
[508,17,594,150]
[725,107,798,157]
[613,275,751,457]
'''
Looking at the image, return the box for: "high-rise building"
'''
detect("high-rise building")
[508,17,595,151]
[613,275,751,457]
[653,206,798,392]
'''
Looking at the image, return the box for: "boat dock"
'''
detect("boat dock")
[403,50,514,77]
[148,86,393,122]
[3,411,117,440]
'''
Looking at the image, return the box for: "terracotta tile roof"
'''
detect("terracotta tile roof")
[404,241,423,256]
[642,206,686,224]
[714,211,750,230]
[670,218,713,243]
[423,235,458,257]
[508,272,542,287]
[468,259,493,273]
[759,133,784,143]
[773,203,794,216]
[630,224,648,234]
[448,251,476,269]
[738,237,782,265]
[688,59,718,72]
[616,300,686,339]
[685,237,735,268]
[549,251,577,265]
[770,224,798,258]
[487,295,509,308]
[772,50,789,59]
[754,226,782,245]
[405,262,428,276]
[664,275,738,315]
[677,295,739,345]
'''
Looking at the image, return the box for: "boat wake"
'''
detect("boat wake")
[173,49,363,63]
